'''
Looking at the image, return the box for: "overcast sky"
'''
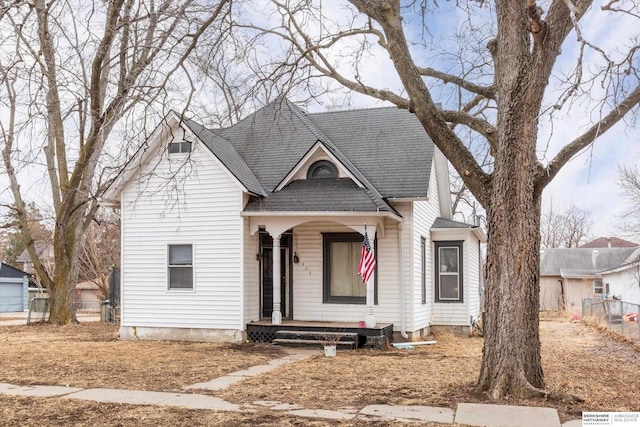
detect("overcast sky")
[2,1,638,241]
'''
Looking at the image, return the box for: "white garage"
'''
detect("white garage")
[0,263,30,313]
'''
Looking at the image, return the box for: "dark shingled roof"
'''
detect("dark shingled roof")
[540,247,638,276]
[244,178,389,213]
[0,263,30,279]
[310,107,433,198]
[186,99,434,214]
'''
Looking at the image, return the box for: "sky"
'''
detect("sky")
[1,0,638,241]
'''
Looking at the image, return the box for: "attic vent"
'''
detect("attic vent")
[307,160,337,179]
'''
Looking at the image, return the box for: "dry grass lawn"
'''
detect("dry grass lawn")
[1,314,639,426]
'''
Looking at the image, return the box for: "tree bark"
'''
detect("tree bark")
[479,164,544,398]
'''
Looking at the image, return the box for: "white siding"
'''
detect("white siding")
[429,231,475,326]
[467,235,482,322]
[121,136,244,330]
[243,217,260,323]
[604,269,640,306]
[411,162,442,331]
[290,221,402,324]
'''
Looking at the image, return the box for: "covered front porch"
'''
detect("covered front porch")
[244,212,401,329]
[246,319,393,349]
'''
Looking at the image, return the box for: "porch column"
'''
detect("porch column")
[365,271,376,328]
[272,234,282,325]
[365,228,376,328]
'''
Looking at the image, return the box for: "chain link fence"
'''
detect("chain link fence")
[582,298,640,343]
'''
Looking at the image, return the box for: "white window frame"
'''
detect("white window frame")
[593,279,604,295]
[167,243,194,291]
[168,140,192,155]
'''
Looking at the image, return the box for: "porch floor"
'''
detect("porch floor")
[246,320,393,348]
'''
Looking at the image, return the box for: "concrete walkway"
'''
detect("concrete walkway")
[0,348,582,426]
[0,311,100,326]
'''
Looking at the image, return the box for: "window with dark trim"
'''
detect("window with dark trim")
[307,160,338,179]
[421,237,427,304]
[322,232,376,304]
[168,141,192,154]
[168,244,193,289]
[434,241,463,302]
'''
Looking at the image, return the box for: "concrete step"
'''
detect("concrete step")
[272,338,357,349]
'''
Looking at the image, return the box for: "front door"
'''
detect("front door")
[260,233,290,319]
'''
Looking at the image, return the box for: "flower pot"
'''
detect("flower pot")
[324,345,336,357]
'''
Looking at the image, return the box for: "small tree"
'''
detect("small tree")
[78,209,120,301]
[541,201,592,248]
[618,165,640,239]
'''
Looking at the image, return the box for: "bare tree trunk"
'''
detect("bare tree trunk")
[49,206,84,324]
[479,194,544,398]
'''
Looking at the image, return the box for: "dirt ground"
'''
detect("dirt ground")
[1,314,639,426]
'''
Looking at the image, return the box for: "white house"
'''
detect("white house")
[104,99,485,344]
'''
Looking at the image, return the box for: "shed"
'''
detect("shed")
[0,263,30,312]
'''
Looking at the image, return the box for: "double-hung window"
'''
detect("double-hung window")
[168,244,193,289]
[435,241,463,302]
[593,279,604,295]
[323,233,374,304]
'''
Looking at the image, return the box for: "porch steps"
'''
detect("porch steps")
[272,330,358,350]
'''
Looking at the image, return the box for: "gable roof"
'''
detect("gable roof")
[108,99,438,216]
[540,247,638,277]
[208,99,433,198]
[0,263,30,279]
[579,237,639,248]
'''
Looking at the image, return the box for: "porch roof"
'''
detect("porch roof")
[243,178,400,216]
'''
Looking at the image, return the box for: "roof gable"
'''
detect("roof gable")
[274,142,364,191]
[216,100,434,198]
[0,263,29,279]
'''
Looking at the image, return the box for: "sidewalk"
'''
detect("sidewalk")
[0,311,100,326]
[0,347,582,427]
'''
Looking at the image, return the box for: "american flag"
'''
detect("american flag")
[358,228,376,283]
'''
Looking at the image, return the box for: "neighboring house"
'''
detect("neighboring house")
[579,237,638,249]
[16,242,54,279]
[103,99,485,343]
[0,263,30,312]
[540,243,640,311]
[599,247,640,307]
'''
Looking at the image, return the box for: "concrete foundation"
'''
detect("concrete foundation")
[392,326,431,342]
[119,326,245,343]
[430,325,472,337]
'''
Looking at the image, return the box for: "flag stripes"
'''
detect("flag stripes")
[358,229,376,283]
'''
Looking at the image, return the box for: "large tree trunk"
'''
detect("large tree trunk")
[477,109,544,398]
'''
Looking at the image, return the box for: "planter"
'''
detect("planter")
[323,345,337,357]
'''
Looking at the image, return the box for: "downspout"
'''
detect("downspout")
[399,221,408,339]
